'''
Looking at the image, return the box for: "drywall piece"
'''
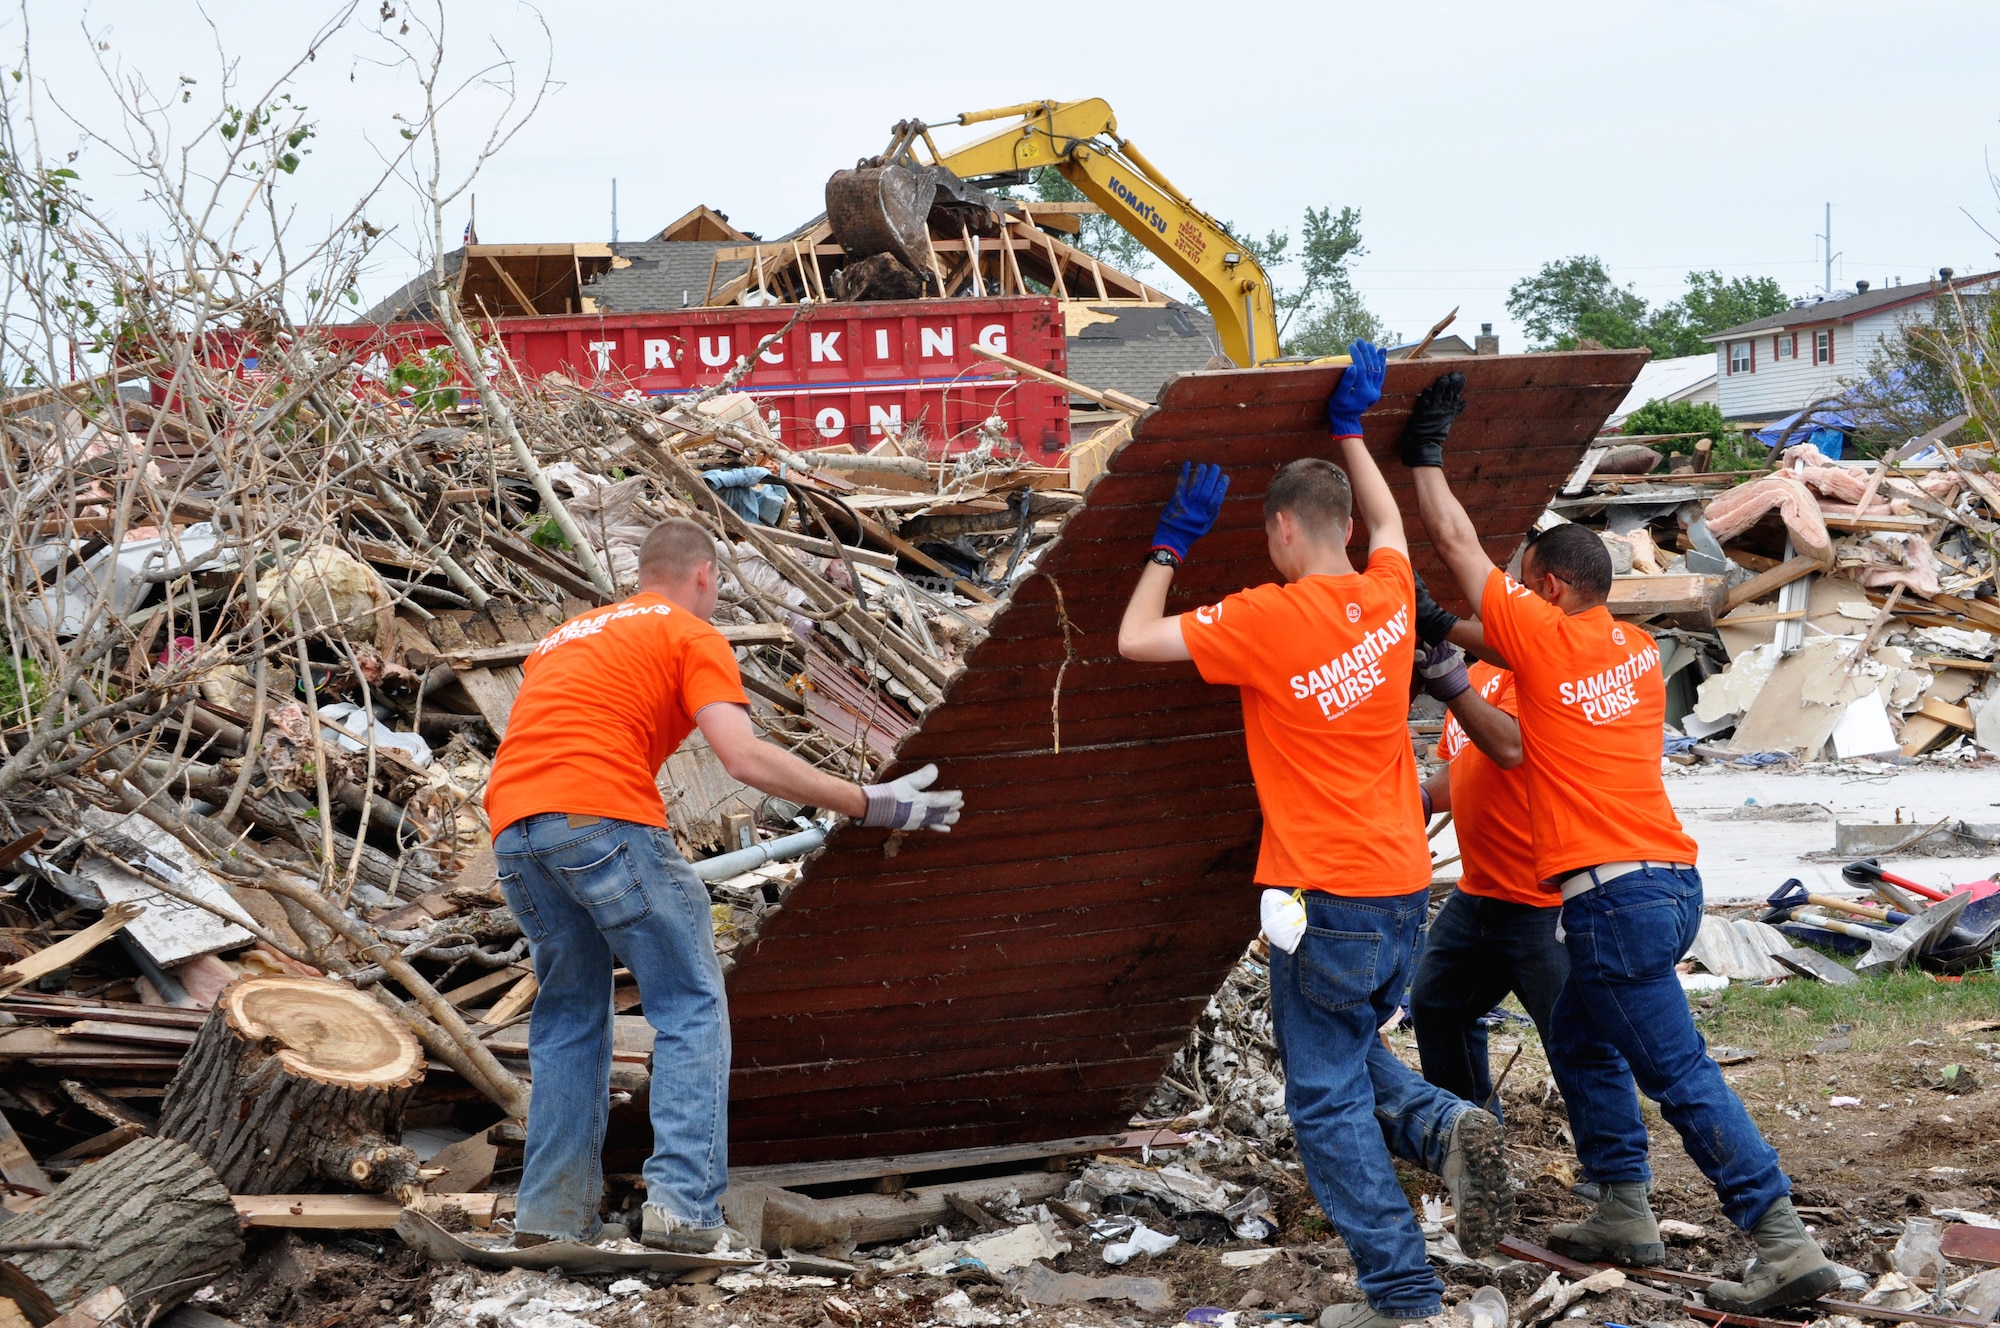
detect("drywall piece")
[1831,691,1899,759]
[1727,637,1875,758]
[1694,643,1780,724]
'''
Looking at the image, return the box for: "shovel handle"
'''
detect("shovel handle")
[1806,893,1906,924]
[1845,857,1950,901]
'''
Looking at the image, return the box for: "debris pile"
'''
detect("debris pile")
[0,330,1084,1319]
[1551,435,2000,766]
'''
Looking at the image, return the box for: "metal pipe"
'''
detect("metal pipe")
[692,826,828,882]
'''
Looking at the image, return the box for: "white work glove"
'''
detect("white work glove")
[860,763,963,832]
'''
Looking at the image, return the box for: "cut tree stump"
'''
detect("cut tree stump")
[5,1135,242,1319]
[158,976,426,1197]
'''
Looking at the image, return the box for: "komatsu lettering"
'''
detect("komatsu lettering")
[1107,175,1170,235]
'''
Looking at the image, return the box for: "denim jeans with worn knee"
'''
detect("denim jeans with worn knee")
[1545,864,1791,1230]
[495,814,731,1240]
[1269,886,1476,1319]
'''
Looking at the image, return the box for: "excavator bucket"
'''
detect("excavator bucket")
[825,160,936,276]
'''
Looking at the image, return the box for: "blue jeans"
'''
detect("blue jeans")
[495,814,731,1240]
[1269,887,1475,1319]
[1411,890,1568,1119]
[1545,865,1791,1230]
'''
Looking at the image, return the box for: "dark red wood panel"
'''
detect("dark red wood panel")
[709,350,1646,1164]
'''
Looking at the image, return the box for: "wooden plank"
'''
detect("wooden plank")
[233,1192,500,1229]
[728,1128,1183,1191]
[1723,554,1823,610]
[1607,574,1727,626]
[1917,697,1976,732]
[0,1108,51,1196]
[0,902,146,998]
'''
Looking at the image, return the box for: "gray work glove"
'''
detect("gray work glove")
[861,763,963,832]
[1415,641,1471,702]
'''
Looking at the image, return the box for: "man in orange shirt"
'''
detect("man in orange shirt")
[1406,373,1838,1315]
[1118,342,1513,1328]
[484,519,962,1253]
[1409,660,1570,1115]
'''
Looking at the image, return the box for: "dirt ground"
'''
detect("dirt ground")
[189,978,2000,1328]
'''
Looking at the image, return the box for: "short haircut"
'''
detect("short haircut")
[1264,457,1352,537]
[1523,523,1613,600]
[638,518,717,584]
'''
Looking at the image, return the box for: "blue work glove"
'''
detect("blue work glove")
[1400,371,1466,468]
[1325,339,1388,437]
[1415,640,1470,702]
[1151,461,1230,562]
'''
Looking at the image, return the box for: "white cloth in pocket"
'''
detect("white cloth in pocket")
[1260,888,1307,954]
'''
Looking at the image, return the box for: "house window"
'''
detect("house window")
[1729,342,1751,374]
[1777,332,1794,359]
[1814,329,1832,364]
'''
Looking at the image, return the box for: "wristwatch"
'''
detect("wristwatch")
[1147,548,1182,569]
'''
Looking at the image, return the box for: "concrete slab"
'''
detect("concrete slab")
[1432,762,2000,903]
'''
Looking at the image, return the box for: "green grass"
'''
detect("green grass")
[1698,963,1999,1056]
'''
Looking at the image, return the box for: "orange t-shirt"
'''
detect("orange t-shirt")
[1435,663,1551,908]
[483,592,750,836]
[1181,547,1430,896]
[1479,569,1697,881]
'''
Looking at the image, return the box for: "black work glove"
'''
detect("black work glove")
[1413,571,1459,647]
[1399,371,1467,468]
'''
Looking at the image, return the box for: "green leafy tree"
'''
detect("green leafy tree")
[1221,205,1385,355]
[1620,399,1762,470]
[1672,271,1789,338]
[1507,256,1648,350]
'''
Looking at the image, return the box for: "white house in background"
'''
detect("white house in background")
[1606,353,1717,429]
[1703,267,1999,422]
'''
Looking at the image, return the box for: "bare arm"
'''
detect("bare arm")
[1117,561,1192,663]
[1423,767,1452,815]
[1447,616,1510,670]
[1443,688,1523,769]
[696,702,867,817]
[1339,436,1407,556]
[1412,467,1499,612]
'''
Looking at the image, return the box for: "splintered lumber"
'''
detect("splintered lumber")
[158,976,425,1197]
[6,1136,242,1319]
[1723,554,1823,611]
[0,1264,58,1327]
[0,1110,51,1198]
[0,903,146,998]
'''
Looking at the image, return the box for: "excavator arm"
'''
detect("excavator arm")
[907,99,1286,369]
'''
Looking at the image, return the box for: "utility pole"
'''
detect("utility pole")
[1817,202,1840,295]
[612,178,619,243]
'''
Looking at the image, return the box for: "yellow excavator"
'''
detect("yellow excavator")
[825,99,1286,369]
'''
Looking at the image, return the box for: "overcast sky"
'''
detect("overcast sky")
[15,0,2000,351]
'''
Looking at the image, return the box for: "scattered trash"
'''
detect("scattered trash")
[1102,1223,1180,1266]
[1011,1261,1174,1313]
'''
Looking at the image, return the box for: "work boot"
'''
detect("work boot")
[640,1203,752,1255]
[1704,1198,1841,1315]
[1441,1107,1514,1257]
[1317,1301,1430,1328]
[1548,1181,1665,1266]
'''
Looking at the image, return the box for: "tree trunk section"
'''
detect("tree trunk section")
[6,1135,242,1318]
[158,975,426,1197]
